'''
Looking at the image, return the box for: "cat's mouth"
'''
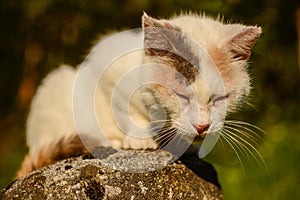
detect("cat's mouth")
[192,124,210,140]
[189,135,205,148]
[193,133,206,142]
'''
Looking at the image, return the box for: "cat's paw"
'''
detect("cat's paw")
[122,135,157,150]
[110,139,123,149]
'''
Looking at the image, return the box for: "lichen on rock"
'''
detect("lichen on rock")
[1,146,222,200]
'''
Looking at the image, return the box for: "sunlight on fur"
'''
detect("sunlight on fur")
[18,12,264,177]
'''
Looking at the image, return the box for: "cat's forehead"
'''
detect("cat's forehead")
[169,15,245,48]
[190,76,211,103]
[144,29,220,84]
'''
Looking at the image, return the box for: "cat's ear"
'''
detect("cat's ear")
[142,12,180,31]
[141,12,199,82]
[142,12,183,56]
[226,26,262,61]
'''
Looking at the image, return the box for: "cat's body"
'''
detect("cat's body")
[18,12,261,177]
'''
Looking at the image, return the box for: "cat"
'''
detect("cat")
[17,12,261,177]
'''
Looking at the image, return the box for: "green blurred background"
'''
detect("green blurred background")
[0,0,299,199]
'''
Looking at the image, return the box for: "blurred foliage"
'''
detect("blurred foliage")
[0,0,299,199]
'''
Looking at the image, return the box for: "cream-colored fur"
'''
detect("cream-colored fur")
[26,65,77,166]
[19,12,261,177]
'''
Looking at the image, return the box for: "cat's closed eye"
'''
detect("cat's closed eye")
[175,93,190,102]
[210,94,229,105]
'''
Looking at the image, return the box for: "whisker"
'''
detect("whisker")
[154,128,177,140]
[225,120,267,136]
[224,125,262,146]
[222,129,250,158]
[154,130,176,142]
[219,130,246,173]
[223,128,268,172]
[218,135,226,150]
[148,121,171,126]
[151,120,174,126]
[156,131,176,148]
[245,101,259,111]
[148,124,173,133]
[222,129,254,162]
[175,131,187,146]
[225,123,265,142]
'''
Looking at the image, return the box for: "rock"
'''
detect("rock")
[1,146,223,200]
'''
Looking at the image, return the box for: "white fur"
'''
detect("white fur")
[25,13,258,164]
[27,65,76,161]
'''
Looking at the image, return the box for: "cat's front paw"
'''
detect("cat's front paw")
[122,135,157,150]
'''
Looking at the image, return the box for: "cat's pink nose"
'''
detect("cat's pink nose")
[195,124,210,135]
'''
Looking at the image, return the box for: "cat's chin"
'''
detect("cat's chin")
[183,137,203,155]
[192,135,205,144]
[182,134,206,154]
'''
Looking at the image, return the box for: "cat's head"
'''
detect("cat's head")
[141,12,261,145]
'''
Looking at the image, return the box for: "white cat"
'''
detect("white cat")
[18,12,261,177]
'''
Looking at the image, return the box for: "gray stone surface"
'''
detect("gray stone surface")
[1,147,223,200]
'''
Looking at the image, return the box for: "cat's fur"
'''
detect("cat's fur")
[17,12,261,177]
